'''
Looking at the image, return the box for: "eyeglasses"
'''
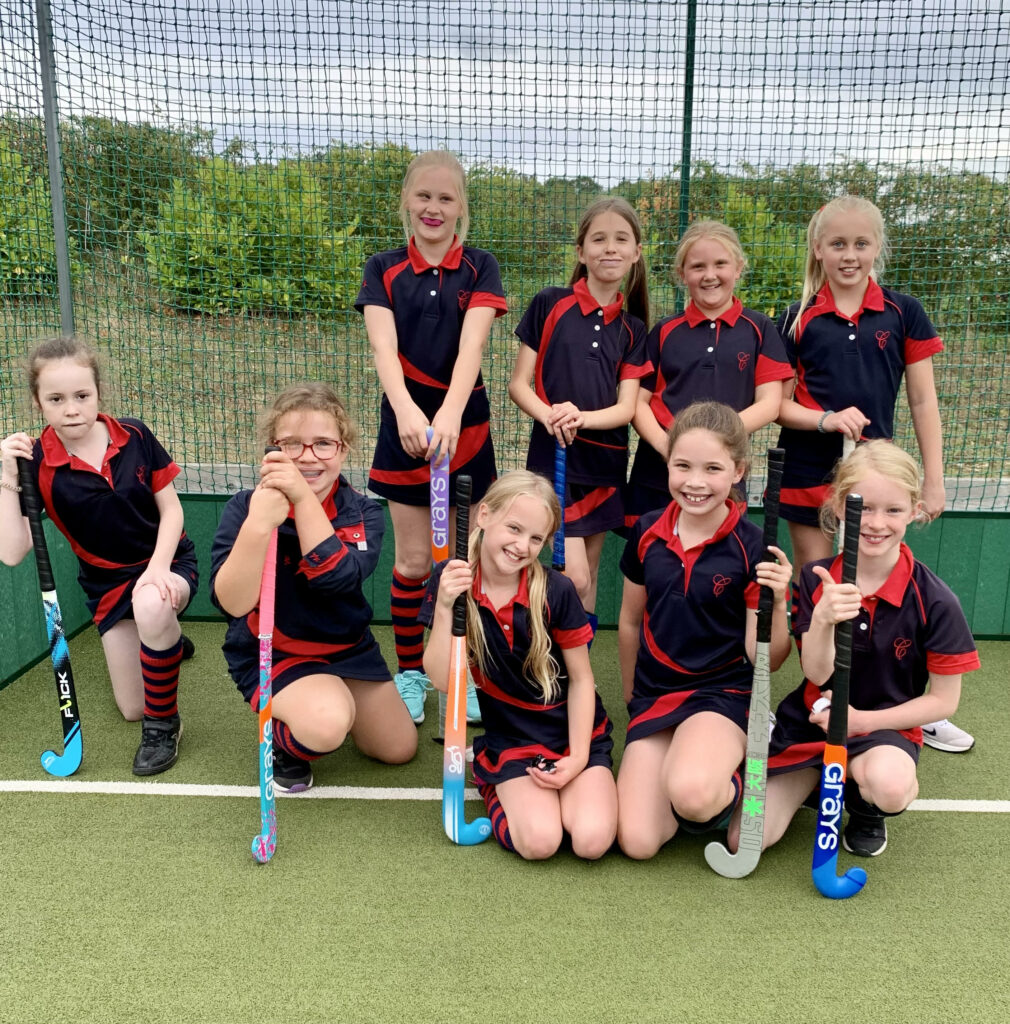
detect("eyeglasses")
[272,438,347,460]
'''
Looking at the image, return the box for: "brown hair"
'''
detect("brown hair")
[399,150,469,245]
[567,196,650,328]
[466,471,566,703]
[28,335,102,403]
[258,382,358,450]
[665,401,750,505]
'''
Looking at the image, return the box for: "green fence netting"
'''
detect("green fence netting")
[2,0,1008,507]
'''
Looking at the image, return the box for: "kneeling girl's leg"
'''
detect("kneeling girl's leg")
[559,764,617,860]
[494,775,565,861]
[665,711,747,829]
[344,677,418,764]
[271,672,356,758]
[616,730,677,859]
[101,621,144,721]
[131,573,192,721]
[849,745,918,813]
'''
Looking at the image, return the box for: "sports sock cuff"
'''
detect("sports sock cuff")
[273,719,326,761]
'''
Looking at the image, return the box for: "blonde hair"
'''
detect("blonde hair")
[28,335,103,403]
[790,196,888,338]
[258,382,358,450]
[568,196,650,327]
[673,220,747,281]
[820,440,926,533]
[399,150,469,245]
[466,471,564,703]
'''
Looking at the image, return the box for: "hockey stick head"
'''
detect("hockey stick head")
[40,722,83,777]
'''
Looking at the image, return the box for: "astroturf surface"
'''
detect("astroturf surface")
[1,625,1008,1024]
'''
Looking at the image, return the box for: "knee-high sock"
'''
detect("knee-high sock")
[391,569,429,672]
[139,638,183,718]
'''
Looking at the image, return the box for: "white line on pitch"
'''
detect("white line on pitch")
[0,780,1007,812]
[0,779,483,801]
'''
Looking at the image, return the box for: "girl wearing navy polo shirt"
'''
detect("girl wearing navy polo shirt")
[508,197,650,628]
[616,402,792,859]
[211,383,416,793]
[627,220,793,521]
[0,336,197,776]
[420,471,617,860]
[741,442,979,858]
[776,196,965,751]
[356,150,507,727]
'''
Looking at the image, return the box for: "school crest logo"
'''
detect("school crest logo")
[894,637,912,660]
[737,352,750,372]
[457,289,471,310]
[875,330,890,350]
[712,573,732,597]
[135,466,146,486]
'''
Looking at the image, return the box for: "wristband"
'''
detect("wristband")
[817,410,834,433]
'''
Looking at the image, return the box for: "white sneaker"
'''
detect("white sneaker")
[921,719,975,753]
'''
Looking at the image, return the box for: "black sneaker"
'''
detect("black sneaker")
[273,747,313,793]
[132,714,182,776]
[842,811,887,857]
[180,634,196,660]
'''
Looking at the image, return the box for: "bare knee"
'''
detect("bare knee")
[864,776,917,815]
[297,700,353,754]
[570,820,616,861]
[617,821,664,861]
[131,586,180,641]
[512,820,564,861]
[358,725,418,765]
[669,775,730,824]
[568,565,592,606]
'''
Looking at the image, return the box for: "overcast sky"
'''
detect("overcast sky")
[2,0,1008,182]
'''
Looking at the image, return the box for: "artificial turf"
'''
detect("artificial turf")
[1,624,1008,1023]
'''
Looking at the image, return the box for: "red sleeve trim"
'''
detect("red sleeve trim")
[904,336,943,364]
[744,579,761,610]
[618,361,653,382]
[151,462,180,492]
[926,650,980,675]
[298,544,349,579]
[553,623,594,649]
[469,291,508,316]
[754,354,796,386]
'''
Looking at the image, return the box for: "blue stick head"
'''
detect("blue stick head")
[40,722,82,777]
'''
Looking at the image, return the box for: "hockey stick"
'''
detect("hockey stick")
[552,440,566,571]
[836,436,856,549]
[17,457,83,777]
[441,474,491,845]
[811,492,868,899]
[252,446,281,863]
[428,426,450,563]
[705,446,785,877]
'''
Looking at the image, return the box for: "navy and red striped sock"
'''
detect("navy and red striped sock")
[139,638,183,718]
[476,780,516,853]
[391,569,429,672]
[273,719,326,761]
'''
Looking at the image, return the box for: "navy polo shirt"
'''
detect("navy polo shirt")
[642,297,793,430]
[32,414,186,575]
[515,277,650,486]
[419,562,598,756]
[793,544,979,741]
[211,476,384,668]
[355,236,507,422]
[779,280,942,439]
[620,499,762,697]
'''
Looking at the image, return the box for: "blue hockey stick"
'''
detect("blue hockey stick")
[552,440,566,571]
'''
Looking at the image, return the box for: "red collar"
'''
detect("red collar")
[39,412,129,467]
[683,295,743,328]
[407,235,463,273]
[825,542,915,607]
[647,497,744,554]
[472,563,530,611]
[573,277,624,325]
[810,278,885,320]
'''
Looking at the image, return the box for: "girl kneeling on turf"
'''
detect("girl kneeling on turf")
[734,441,980,858]
[211,383,417,792]
[617,401,792,859]
[0,336,196,776]
[420,471,617,860]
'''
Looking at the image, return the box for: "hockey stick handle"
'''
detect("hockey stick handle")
[552,441,566,570]
[756,448,785,637]
[259,444,281,634]
[451,475,471,637]
[17,457,55,590]
[826,492,862,746]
